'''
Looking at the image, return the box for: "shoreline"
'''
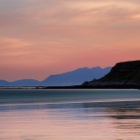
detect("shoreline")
[0,100,140,108]
[0,86,140,90]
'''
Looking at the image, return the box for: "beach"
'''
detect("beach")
[0,89,140,140]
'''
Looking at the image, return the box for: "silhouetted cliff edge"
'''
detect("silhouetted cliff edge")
[82,60,140,89]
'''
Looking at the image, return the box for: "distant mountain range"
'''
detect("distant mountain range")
[0,66,111,86]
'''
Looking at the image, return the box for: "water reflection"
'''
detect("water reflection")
[109,107,140,119]
[107,107,140,137]
[0,101,140,140]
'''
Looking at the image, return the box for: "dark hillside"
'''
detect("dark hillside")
[99,60,140,82]
[83,60,140,88]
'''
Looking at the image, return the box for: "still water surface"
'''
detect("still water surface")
[0,89,140,140]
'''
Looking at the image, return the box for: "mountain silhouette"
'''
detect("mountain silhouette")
[0,66,111,86]
[41,67,111,86]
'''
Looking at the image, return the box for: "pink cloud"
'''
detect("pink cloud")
[0,0,140,80]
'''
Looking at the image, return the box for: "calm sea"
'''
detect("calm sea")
[0,89,140,140]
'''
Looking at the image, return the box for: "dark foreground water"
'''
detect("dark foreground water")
[0,89,140,140]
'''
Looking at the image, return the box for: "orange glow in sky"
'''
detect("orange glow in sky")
[0,0,140,81]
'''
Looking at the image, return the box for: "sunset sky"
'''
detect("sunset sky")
[0,0,140,81]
